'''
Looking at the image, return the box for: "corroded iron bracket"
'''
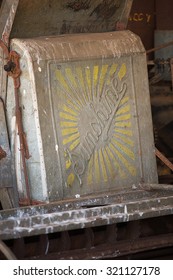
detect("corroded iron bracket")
[0,40,31,205]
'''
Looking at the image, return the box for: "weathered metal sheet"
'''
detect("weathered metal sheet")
[11,0,133,38]
[0,99,13,188]
[0,0,19,101]
[0,0,19,44]
[6,30,157,203]
[0,186,173,240]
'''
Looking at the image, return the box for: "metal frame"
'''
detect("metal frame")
[1,184,173,240]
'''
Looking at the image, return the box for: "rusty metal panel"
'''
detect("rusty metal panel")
[11,0,133,38]
[6,31,158,203]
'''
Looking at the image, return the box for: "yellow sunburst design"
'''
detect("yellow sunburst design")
[55,61,136,188]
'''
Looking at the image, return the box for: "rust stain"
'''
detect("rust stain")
[0,146,6,160]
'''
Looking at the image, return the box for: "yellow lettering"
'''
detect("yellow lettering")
[146,14,151,23]
[129,12,152,23]
[133,13,139,21]
[138,13,144,21]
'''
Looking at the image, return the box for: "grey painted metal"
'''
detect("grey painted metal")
[0,99,13,189]
[11,0,133,39]
[0,0,19,44]
[0,185,173,240]
[0,0,19,208]
[6,30,158,203]
[0,99,19,208]
[0,0,19,101]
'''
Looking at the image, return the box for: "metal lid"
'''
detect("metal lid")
[11,30,144,62]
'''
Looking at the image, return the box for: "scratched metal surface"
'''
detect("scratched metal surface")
[10,0,133,38]
[0,187,173,240]
[6,30,158,203]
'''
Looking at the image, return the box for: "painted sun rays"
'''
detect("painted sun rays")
[55,61,136,188]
